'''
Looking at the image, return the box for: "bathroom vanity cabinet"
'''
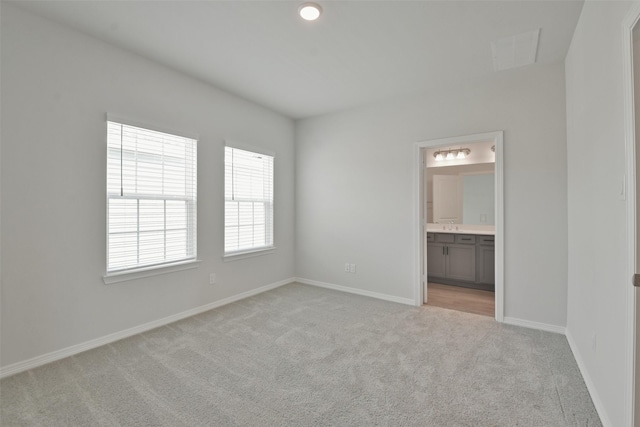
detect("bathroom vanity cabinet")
[427,232,495,291]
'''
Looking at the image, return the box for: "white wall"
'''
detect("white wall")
[296,62,568,327]
[0,5,295,368]
[565,2,635,426]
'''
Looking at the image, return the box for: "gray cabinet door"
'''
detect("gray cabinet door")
[446,244,476,282]
[427,243,447,278]
[477,245,495,284]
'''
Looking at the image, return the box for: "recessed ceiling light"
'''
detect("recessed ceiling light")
[299,3,322,21]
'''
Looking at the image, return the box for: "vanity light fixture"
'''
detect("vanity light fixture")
[299,2,322,21]
[433,148,471,162]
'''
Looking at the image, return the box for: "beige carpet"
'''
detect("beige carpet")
[1,283,601,426]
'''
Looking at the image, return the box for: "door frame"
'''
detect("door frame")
[413,131,504,322]
[623,3,640,426]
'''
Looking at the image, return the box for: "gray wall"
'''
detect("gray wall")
[296,61,569,328]
[1,5,296,367]
[565,2,635,425]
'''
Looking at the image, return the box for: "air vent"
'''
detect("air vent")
[491,29,540,71]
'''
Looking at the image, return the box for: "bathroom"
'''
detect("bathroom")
[423,140,496,316]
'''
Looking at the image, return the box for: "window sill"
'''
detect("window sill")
[103,259,201,284]
[223,247,276,262]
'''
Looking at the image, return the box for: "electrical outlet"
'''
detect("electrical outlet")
[350,264,356,273]
[345,263,350,272]
[209,273,216,285]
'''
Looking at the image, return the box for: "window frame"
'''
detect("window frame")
[223,141,275,260]
[103,115,199,283]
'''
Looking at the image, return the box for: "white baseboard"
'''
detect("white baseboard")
[295,277,415,306]
[565,328,613,427]
[503,316,566,335]
[0,277,296,379]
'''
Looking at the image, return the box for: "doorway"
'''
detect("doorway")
[413,132,504,321]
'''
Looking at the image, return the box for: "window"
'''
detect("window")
[106,120,197,273]
[224,145,274,255]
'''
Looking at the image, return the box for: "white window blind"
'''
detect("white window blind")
[107,121,197,273]
[225,146,274,254]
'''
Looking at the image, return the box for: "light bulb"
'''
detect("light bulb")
[446,152,455,160]
[457,151,466,159]
[299,3,322,21]
[435,153,444,161]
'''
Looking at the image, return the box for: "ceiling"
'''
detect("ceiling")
[11,1,584,119]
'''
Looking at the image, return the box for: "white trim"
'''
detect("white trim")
[105,113,199,141]
[414,142,425,307]
[0,277,296,379]
[566,329,614,427]
[503,316,566,335]
[414,131,505,321]
[623,4,640,426]
[296,277,415,306]
[223,247,276,262]
[494,132,505,322]
[103,259,201,284]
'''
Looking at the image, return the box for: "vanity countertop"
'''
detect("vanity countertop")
[426,224,495,236]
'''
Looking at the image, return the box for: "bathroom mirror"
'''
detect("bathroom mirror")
[427,164,495,225]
